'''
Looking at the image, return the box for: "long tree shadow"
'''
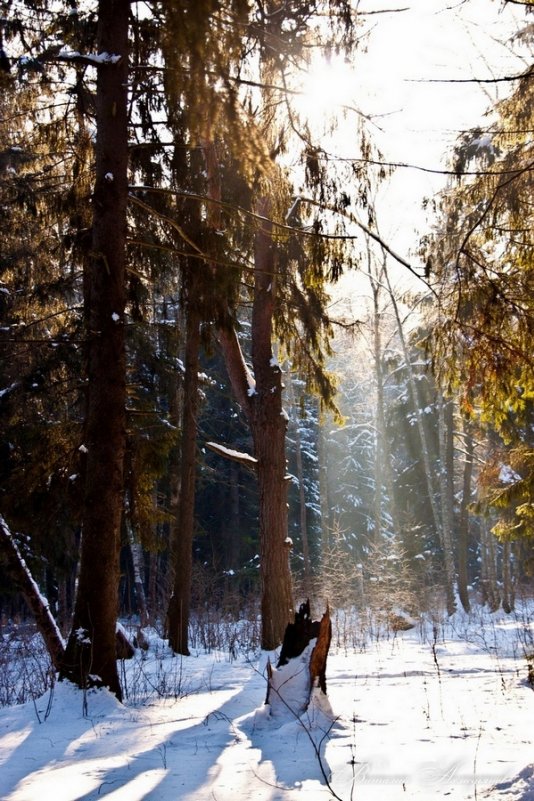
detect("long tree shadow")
[0,665,262,801]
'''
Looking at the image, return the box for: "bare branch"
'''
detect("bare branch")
[407,66,534,85]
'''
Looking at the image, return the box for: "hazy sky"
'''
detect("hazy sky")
[353,0,527,258]
[299,0,529,313]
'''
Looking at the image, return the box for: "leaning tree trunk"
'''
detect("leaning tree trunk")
[0,515,66,672]
[60,0,129,700]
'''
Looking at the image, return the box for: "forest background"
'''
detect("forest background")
[0,0,533,702]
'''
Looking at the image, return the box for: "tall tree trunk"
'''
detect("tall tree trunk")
[167,306,201,655]
[201,138,293,649]
[288,373,312,597]
[383,260,456,614]
[318,414,332,553]
[437,392,457,615]
[370,261,384,546]
[217,198,294,650]
[251,197,293,650]
[458,415,474,612]
[60,0,129,700]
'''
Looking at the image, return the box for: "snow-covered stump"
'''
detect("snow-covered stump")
[265,601,332,715]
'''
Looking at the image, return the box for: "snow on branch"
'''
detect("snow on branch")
[205,441,258,470]
[57,49,122,66]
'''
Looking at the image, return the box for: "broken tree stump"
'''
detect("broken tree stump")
[266,600,332,712]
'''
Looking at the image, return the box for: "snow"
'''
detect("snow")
[104,172,114,182]
[0,607,533,801]
[499,464,522,485]
[111,312,120,322]
[0,382,18,399]
[206,441,258,465]
[59,50,122,65]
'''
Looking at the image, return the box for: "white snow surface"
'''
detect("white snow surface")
[499,464,522,485]
[0,607,533,801]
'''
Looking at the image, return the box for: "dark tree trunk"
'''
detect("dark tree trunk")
[167,306,201,655]
[217,199,294,650]
[251,198,294,650]
[267,600,331,708]
[60,0,129,700]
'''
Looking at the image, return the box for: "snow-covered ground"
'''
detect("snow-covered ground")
[0,604,533,801]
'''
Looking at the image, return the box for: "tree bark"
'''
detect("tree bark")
[60,0,129,700]
[217,198,294,650]
[251,197,294,649]
[0,514,66,672]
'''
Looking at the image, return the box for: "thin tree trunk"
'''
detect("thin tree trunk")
[458,415,474,612]
[318,414,332,553]
[481,520,500,611]
[502,540,514,613]
[288,373,311,596]
[383,259,456,613]
[0,515,66,671]
[126,520,149,628]
[167,306,201,655]
[60,1,129,700]
[371,262,384,545]
[437,392,457,615]
[294,420,311,592]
